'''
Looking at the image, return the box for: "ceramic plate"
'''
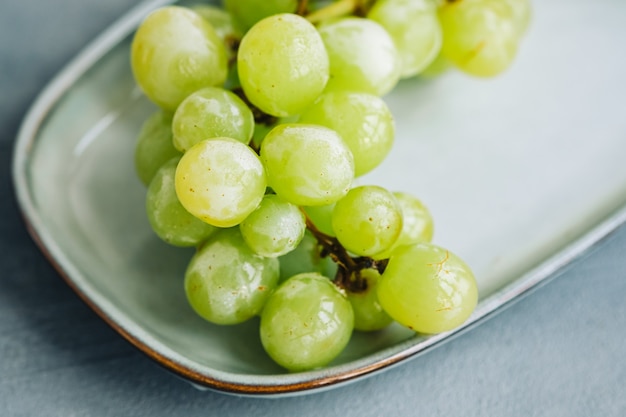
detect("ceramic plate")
[12,0,626,396]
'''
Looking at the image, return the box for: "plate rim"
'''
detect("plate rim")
[11,0,626,397]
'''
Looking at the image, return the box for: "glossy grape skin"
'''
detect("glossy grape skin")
[134,111,180,186]
[260,273,354,371]
[146,158,216,247]
[298,91,395,177]
[190,4,241,71]
[439,0,518,77]
[393,192,434,243]
[373,191,434,259]
[175,138,266,228]
[239,194,306,258]
[237,14,329,117]
[368,0,443,78]
[332,186,403,257]
[348,269,393,331]
[317,17,401,96]
[190,4,241,41]
[172,87,254,152]
[260,124,354,206]
[223,0,298,32]
[378,243,478,334]
[185,229,279,325]
[130,6,228,111]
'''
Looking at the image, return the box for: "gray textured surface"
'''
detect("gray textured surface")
[1,1,625,416]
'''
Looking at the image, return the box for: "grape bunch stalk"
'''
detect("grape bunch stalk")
[131,0,531,371]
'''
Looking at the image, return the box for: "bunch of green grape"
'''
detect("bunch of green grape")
[131,0,531,371]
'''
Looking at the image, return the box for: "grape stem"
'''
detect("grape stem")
[296,0,309,16]
[303,212,388,293]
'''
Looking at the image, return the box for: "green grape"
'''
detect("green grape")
[239,194,306,258]
[190,4,241,66]
[250,115,299,154]
[439,0,518,77]
[348,269,393,331]
[237,14,329,117]
[299,91,395,177]
[332,186,402,257]
[373,191,434,259]
[131,6,228,111]
[134,111,181,186]
[503,0,532,36]
[223,0,298,33]
[172,87,254,152]
[317,17,401,96]
[368,0,443,78]
[175,137,266,228]
[303,204,336,237]
[378,242,478,334]
[260,124,354,206]
[260,273,354,371]
[392,192,434,244]
[146,158,216,247]
[190,4,241,41]
[278,231,337,282]
[185,228,279,325]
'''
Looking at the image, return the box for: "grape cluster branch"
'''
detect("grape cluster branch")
[225,1,389,293]
[303,212,388,293]
[296,0,310,16]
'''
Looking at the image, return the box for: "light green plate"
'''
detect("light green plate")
[12,0,626,396]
